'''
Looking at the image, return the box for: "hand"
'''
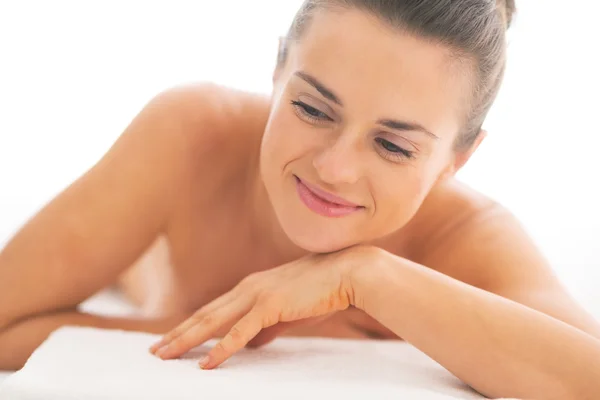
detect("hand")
[149,248,365,369]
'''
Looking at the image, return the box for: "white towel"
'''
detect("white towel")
[0,326,492,400]
[0,372,10,386]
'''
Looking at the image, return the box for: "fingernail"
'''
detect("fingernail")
[156,345,170,359]
[150,340,166,353]
[199,356,210,369]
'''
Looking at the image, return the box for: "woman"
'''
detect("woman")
[1,0,599,398]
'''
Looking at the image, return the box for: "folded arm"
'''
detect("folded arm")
[351,209,600,400]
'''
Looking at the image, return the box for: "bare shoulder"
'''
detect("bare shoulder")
[408,179,600,337]
[408,179,550,291]
[145,83,270,162]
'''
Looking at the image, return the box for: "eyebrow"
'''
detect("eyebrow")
[294,70,439,140]
[378,119,440,140]
[295,71,343,106]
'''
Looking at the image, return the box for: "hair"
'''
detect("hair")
[280,0,516,151]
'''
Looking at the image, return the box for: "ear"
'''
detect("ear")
[438,130,487,181]
[454,129,487,172]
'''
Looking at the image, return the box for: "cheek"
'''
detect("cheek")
[260,111,287,172]
[375,142,454,214]
[260,107,317,174]
[371,168,431,229]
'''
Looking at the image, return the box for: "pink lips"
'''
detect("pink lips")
[294,175,362,218]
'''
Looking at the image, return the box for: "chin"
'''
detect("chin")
[290,234,355,254]
[264,170,368,253]
[278,214,362,254]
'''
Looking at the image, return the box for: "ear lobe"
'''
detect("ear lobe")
[435,129,487,184]
[437,164,457,184]
[453,129,487,172]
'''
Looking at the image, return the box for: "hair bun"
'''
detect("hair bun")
[498,0,516,29]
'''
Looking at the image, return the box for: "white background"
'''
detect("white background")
[0,1,598,309]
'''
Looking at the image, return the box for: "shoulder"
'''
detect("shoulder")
[407,180,600,339]
[141,83,270,158]
[148,82,269,127]
[96,82,270,218]
[407,179,552,291]
[124,83,272,197]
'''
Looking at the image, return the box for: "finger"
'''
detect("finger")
[246,323,290,348]
[156,298,251,360]
[246,324,287,348]
[247,314,333,348]
[201,308,268,369]
[150,289,239,354]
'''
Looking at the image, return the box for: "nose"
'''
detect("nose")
[312,134,362,185]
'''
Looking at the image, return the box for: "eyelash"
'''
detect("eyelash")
[291,100,333,122]
[374,138,415,161]
[290,100,415,161]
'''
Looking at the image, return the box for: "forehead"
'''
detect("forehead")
[289,8,470,138]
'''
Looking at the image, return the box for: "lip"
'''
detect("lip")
[296,176,360,207]
[294,175,362,218]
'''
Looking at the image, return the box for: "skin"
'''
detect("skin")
[1,8,599,399]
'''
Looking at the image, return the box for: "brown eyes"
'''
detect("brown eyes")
[290,100,415,161]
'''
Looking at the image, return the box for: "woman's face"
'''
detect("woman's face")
[260,9,475,253]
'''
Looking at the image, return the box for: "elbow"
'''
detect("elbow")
[0,322,34,371]
[0,312,14,331]
[0,313,17,340]
[0,317,12,344]
[0,322,20,370]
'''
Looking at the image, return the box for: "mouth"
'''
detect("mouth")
[294,175,363,218]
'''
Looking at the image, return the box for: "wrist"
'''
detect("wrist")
[342,245,393,311]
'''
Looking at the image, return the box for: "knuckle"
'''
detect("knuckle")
[259,293,282,309]
[214,340,229,354]
[257,296,282,324]
[240,271,270,289]
[227,325,246,343]
[240,272,259,287]
[163,331,179,342]
[200,314,215,327]
[190,310,205,322]
[170,335,186,350]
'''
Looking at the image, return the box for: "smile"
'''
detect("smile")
[294,175,363,218]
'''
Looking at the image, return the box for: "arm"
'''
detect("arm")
[350,210,600,400]
[0,84,222,370]
[0,311,189,371]
[133,205,600,399]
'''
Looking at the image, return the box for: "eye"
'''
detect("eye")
[374,137,415,161]
[291,100,333,122]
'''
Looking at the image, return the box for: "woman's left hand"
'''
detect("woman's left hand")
[149,247,368,369]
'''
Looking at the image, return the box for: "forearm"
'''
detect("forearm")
[0,310,185,371]
[351,250,600,400]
